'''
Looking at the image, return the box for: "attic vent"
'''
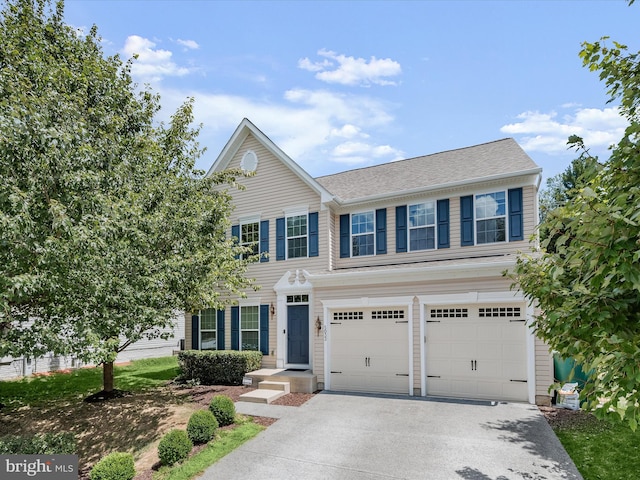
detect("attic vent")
[372,310,405,320]
[333,311,364,321]
[479,307,522,318]
[430,308,468,318]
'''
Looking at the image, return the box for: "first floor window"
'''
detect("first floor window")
[352,211,374,256]
[240,306,259,351]
[241,221,260,260]
[409,202,435,250]
[476,191,506,244]
[287,215,308,258]
[199,308,217,350]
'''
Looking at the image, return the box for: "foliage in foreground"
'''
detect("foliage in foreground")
[511,25,640,429]
[90,452,135,480]
[0,0,253,394]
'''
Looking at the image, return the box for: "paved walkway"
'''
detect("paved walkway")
[204,392,582,480]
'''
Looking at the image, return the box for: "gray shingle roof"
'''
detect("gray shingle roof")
[315,138,540,201]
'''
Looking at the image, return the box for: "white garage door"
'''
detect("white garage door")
[330,309,410,394]
[426,305,528,402]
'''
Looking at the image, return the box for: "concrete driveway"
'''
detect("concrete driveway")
[201,392,582,480]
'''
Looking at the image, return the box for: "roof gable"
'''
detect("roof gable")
[206,118,334,203]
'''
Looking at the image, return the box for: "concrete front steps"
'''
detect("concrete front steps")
[244,368,318,394]
[239,380,290,404]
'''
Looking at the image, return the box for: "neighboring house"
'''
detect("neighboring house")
[0,314,185,380]
[187,118,553,405]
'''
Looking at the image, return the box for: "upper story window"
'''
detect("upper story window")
[475,191,506,244]
[351,211,375,256]
[287,214,308,258]
[409,202,436,251]
[240,221,260,259]
[199,308,217,350]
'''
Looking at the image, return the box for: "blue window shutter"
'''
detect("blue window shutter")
[437,199,450,249]
[309,212,319,257]
[231,224,240,259]
[376,208,387,255]
[460,196,474,246]
[396,205,407,253]
[259,304,269,355]
[217,309,225,350]
[260,220,269,263]
[276,217,285,261]
[339,214,350,258]
[508,188,524,241]
[231,306,239,350]
[191,314,200,350]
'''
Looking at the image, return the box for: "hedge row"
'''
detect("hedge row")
[177,350,262,385]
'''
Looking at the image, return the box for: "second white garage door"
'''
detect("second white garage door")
[329,309,410,394]
[426,304,528,402]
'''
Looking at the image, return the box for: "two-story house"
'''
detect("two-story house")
[186,118,553,405]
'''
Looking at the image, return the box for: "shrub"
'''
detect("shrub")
[209,395,236,427]
[90,452,135,480]
[157,429,193,466]
[0,432,77,454]
[177,350,262,385]
[187,410,218,444]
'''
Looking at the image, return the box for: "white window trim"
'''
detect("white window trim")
[240,219,260,259]
[199,309,217,351]
[285,213,309,260]
[351,210,375,257]
[240,305,260,352]
[474,189,508,245]
[408,200,437,252]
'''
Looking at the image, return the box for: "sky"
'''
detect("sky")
[62,0,639,184]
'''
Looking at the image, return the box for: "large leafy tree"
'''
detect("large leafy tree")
[511,32,640,428]
[0,0,252,396]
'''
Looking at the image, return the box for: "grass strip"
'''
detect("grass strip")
[153,420,264,480]
[553,415,640,480]
[0,356,179,409]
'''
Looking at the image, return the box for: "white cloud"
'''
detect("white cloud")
[157,86,403,174]
[176,38,199,50]
[500,106,627,156]
[298,49,401,87]
[122,35,190,82]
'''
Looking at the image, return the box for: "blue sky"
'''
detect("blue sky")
[63,0,639,184]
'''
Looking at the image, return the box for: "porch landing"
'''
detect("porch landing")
[245,368,318,394]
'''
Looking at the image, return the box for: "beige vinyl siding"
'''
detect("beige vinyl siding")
[205,133,329,366]
[535,336,554,404]
[335,184,537,270]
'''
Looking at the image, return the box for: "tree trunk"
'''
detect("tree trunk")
[103,361,114,393]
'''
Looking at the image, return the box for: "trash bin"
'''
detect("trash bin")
[553,353,590,388]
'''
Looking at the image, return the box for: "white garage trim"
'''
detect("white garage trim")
[418,292,535,403]
[322,296,414,394]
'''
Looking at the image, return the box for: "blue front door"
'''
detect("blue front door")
[287,305,309,364]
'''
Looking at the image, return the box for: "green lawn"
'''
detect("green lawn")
[553,413,640,480]
[0,356,179,410]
